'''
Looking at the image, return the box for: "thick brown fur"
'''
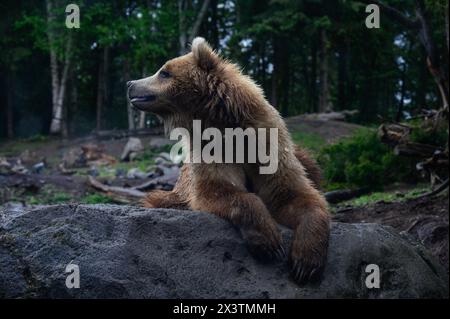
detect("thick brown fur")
[129,37,330,285]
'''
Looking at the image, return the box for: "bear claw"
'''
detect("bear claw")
[247,242,285,263]
[290,258,324,285]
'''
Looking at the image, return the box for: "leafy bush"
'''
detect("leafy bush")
[410,126,448,146]
[318,129,417,190]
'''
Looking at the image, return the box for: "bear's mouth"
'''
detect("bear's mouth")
[130,95,156,104]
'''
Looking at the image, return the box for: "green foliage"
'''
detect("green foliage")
[318,129,417,190]
[1,0,448,137]
[340,186,429,207]
[410,126,448,147]
[27,189,72,205]
[80,194,117,204]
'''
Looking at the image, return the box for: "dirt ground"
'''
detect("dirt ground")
[334,194,449,271]
[0,116,362,202]
[285,116,364,143]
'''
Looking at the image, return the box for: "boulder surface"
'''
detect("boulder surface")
[0,204,448,298]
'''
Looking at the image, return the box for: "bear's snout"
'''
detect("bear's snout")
[127,78,158,111]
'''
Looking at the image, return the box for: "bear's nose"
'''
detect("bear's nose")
[127,81,134,88]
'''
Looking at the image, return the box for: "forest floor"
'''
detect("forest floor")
[0,116,435,206]
[334,194,449,271]
[1,117,448,270]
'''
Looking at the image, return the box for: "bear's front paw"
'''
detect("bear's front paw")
[240,226,285,263]
[289,240,328,285]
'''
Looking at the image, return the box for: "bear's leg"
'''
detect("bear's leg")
[271,185,330,285]
[142,164,190,209]
[191,178,284,262]
[142,190,189,209]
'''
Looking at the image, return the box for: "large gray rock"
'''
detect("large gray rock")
[0,204,448,299]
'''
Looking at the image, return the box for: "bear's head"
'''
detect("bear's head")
[127,37,266,130]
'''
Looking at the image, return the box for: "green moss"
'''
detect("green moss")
[13,184,73,205]
[79,194,118,204]
[0,136,54,157]
[340,186,429,207]
[27,190,72,205]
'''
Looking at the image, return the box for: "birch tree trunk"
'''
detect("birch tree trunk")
[138,67,147,129]
[124,60,135,131]
[178,0,211,55]
[46,0,73,135]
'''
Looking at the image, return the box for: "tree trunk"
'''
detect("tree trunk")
[416,49,427,109]
[138,66,147,129]
[310,41,318,112]
[61,93,69,138]
[69,73,78,135]
[396,62,407,122]
[270,36,290,115]
[47,0,60,134]
[209,0,219,49]
[124,60,135,131]
[318,29,333,113]
[47,0,73,135]
[415,0,449,110]
[337,41,349,111]
[178,0,211,54]
[178,0,188,55]
[271,37,279,108]
[359,0,449,110]
[96,47,109,131]
[6,69,14,138]
[446,2,449,53]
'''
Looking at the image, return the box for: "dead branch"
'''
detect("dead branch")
[416,178,449,199]
[324,188,369,204]
[394,142,443,158]
[88,176,145,202]
[132,174,178,191]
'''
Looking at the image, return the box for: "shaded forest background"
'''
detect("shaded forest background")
[0,0,448,138]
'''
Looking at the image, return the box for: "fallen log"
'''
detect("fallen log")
[88,176,145,203]
[324,188,369,204]
[416,178,449,199]
[132,174,178,191]
[394,142,443,158]
[303,110,359,122]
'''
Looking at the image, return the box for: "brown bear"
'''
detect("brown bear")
[127,37,330,285]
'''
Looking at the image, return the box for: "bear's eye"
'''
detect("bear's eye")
[159,70,171,79]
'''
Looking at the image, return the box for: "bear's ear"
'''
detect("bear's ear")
[191,37,219,71]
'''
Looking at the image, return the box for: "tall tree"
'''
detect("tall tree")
[96,46,109,131]
[178,0,211,54]
[46,0,73,136]
[359,0,449,110]
[318,28,333,113]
